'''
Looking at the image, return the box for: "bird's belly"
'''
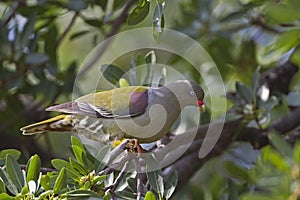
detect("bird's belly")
[71,114,175,144]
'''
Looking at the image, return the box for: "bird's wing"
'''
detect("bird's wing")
[46,86,149,118]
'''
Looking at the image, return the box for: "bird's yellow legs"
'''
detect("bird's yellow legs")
[112,138,144,153]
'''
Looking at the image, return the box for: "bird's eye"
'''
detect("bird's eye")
[189,91,195,96]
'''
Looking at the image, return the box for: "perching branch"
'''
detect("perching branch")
[161,61,300,190]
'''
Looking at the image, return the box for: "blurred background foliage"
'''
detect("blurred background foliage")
[0,0,300,199]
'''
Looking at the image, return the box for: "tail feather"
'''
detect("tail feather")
[20,115,73,135]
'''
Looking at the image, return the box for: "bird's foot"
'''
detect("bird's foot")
[125,139,145,153]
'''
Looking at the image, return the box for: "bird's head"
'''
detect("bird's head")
[165,80,205,112]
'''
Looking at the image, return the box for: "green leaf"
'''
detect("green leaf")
[53,167,67,194]
[127,1,150,26]
[126,177,137,193]
[38,190,53,199]
[70,158,88,175]
[256,29,300,65]
[265,3,300,24]
[262,146,290,172]
[293,142,300,165]
[0,179,6,193]
[236,82,253,103]
[163,170,178,199]
[66,189,103,198]
[0,168,18,195]
[115,190,137,199]
[286,91,300,106]
[0,149,21,165]
[92,175,107,184]
[95,145,111,173]
[70,30,90,40]
[252,67,260,95]
[26,154,41,183]
[51,159,80,179]
[19,13,36,49]
[153,2,165,42]
[0,193,14,200]
[67,0,87,11]
[143,51,155,85]
[84,19,103,28]
[147,170,164,196]
[241,193,275,200]
[6,154,24,192]
[129,57,138,86]
[145,191,157,200]
[100,64,125,85]
[72,145,85,165]
[72,136,85,149]
[40,174,51,191]
[224,161,249,181]
[119,78,130,87]
[24,52,49,66]
[268,132,293,158]
[52,159,72,171]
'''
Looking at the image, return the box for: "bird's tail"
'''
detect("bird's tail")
[20,115,73,135]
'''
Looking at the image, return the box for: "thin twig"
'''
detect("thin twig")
[107,160,130,199]
[55,12,79,48]
[99,150,133,176]
[134,157,143,200]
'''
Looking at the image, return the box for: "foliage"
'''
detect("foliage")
[1,0,300,199]
[0,137,178,199]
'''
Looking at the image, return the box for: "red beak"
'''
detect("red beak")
[197,100,205,112]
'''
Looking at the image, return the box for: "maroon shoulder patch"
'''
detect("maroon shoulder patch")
[129,91,148,115]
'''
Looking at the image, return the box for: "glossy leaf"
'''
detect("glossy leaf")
[286,91,300,106]
[252,67,260,95]
[127,1,150,26]
[163,170,178,199]
[262,146,290,172]
[0,168,18,195]
[70,158,87,175]
[153,2,165,41]
[24,52,49,66]
[66,189,103,198]
[0,179,6,193]
[53,167,67,194]
[256,29,300,65]
[0,149,21,165]
[224,161,249,181]
[72,145,85,165]
[146,156,164,197]
[115,190,137,199]
[268,131,293,158]
[26,154,41,183]
[95,145,111,173]
[153,2,164,33]
[127,177,137,193]
[145,191,156,200]
[19,13,36,49]
[236,82,253,103]
[100,64,125,85]
[265,3,300,24]
[143,51,155,85]
[84,19,103,28]
[0,193,13,200]
[293,142,300,165]
[6,154,24,192]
